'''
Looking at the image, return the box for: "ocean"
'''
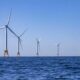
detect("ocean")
[0,57,80,80]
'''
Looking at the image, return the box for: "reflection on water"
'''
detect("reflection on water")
[0,57,80,80]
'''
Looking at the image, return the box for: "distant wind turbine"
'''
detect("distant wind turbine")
[17,28,28,56]
[57,43,60,56]
[36,39,40,56]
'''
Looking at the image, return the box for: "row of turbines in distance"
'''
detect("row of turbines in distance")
[0,10,60,57]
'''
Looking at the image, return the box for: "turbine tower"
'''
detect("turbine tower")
[57,43,60,56]
[36,39,40,56]
[17,29,27,56]
[17,37,21,56]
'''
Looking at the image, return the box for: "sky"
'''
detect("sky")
[0,0,80,56]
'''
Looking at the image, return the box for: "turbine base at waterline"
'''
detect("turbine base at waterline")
[17,52,20,56]
[4,49,9,57]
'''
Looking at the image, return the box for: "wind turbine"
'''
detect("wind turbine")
[17,29,28,56]
[1,10,18,57]
[57,43,60,56]
[36,39,40,56]
[4,9,12,57]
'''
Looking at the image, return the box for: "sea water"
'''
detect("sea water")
[0,57,80,80]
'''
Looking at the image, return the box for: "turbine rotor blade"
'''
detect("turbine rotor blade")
[7,9,12,26]
[7,27,18,38]
[0,27,5,30]
[19,38,23,50]
[20,28,28,37]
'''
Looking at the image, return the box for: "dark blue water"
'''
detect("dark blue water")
[0,57,80,80]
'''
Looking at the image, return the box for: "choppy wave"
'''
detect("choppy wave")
[0,57,80,80]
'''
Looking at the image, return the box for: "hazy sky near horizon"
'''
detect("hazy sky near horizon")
[0,0,80,56]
